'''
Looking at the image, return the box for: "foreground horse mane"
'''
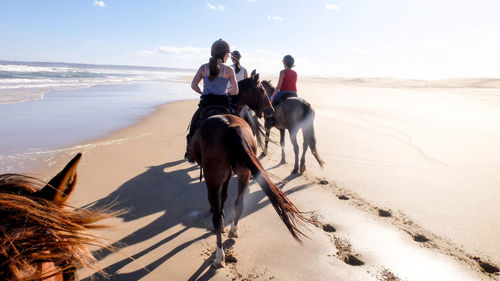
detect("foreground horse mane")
[0,173,111,280]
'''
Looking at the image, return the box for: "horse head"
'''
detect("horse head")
[0,153,111,281]
[237,71,274,119]
[260,80,275,99]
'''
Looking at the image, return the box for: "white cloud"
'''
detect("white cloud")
[137,50,157,57]
[326,4,340,11]
[378,42,400,49]
[267,15,284,21]
[137,45,209,59]
[207,2,225,11]
[255,49,281,57]
[351,46,375,56]
[93,1,106,8]
[158,46,207,55]
[424,38,453,49]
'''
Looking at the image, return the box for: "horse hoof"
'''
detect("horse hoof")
[212,260,225,269]
[291,168,299,174]
[280,160,286,165]
[228,229,239,238]
[213,247,225,268]
[300,165,306,173]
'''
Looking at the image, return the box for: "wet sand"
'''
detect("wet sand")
[27,78,499,280]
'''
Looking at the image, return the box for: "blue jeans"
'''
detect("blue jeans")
[272,91,297,107]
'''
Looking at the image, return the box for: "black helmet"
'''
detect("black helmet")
[211,39,230,57]
[231,50,241,60]
[283,55,295,67]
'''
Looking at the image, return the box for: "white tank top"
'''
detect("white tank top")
[228,64,246,88]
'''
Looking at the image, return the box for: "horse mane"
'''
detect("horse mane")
[261,80,275,94]
[237,77,253,90]
[0,174,113,280]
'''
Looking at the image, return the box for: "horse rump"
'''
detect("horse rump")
[299,100,324,167]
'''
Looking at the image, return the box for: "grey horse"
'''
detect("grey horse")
[260,79,324,174]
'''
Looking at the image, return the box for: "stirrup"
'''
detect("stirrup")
[184,151,195,163]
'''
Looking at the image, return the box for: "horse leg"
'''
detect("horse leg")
[259,127,271,159]
[229,169,250,238]
[220,172,232,218]
[300,128,309,173]
[280,129,286,164]
[289,128,300,174]
[206,182,225,268]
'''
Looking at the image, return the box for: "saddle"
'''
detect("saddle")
[272,91,298,110]
[185,95,234,163]
[198,105,231,126]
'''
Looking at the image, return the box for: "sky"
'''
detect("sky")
[1,0,500,78]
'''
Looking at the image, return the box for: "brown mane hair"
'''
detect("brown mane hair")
[0,173,112,281]
[261,80,275,96]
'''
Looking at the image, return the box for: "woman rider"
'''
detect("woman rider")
[185,39,239,162]
[270,54,297,108]
[229,50,248,85]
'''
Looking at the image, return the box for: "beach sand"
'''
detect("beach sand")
[28,78,499,280]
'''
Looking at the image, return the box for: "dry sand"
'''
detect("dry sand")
[29,78,499,280]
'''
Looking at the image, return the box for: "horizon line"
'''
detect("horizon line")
[1,59,500,81]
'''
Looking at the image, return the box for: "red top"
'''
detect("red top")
[281,69,297,92]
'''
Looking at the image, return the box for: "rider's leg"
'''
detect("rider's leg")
[185,108,201,162]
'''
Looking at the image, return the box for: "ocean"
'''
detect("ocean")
[0,61,197,173]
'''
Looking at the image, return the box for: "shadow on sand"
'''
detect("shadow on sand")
[82,159,312,280]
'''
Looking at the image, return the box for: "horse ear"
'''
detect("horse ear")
[250,69,256,78]
[253,73,260,82]
[35,153,82,205]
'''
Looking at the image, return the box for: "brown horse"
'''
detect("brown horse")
[260,80,324,174]
[234,73,273,146]
[0,153,110,281]
[188,74,308,268]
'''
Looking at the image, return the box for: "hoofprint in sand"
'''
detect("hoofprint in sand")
[28,79,499,280]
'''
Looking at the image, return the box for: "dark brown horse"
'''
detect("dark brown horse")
[0,153,111,281]
[234,73,273,146]
[188,74,308,268]
[260,80,324,174]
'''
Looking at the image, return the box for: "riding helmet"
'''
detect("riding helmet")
[231,50,241,61]
[211,39,230,57]
[283,55,295,67]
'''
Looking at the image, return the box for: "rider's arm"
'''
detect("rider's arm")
[243,68,248,79]
[191,66,203,94]
[271,70,285,99]
[226,66,239,96]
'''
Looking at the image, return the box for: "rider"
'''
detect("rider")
[229,50,248,85]
[270,54,298,108]
[185,39,239,162]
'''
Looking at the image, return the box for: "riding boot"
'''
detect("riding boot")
[184,135,195,163]
[185,109,201,163]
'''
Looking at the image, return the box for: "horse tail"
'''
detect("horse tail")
[226,124,308,242]
[301,101,325,167]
